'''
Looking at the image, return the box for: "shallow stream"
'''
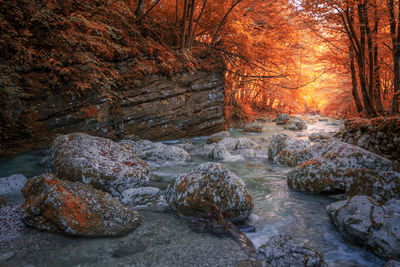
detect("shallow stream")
[0,119,385,266]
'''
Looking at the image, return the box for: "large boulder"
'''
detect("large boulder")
[287,141,394,196]
[283,118,307,131]
[51,133,150,197]
[125,140,191,162]
[256,234,327,267]
[207,131,231,144]
[275,113,291,125]
[165,162,253,223]
[268,134,312,166]
[0,174,28,195]
[327,196,400,260]
[21,174,140,237]
[119,187,168,212]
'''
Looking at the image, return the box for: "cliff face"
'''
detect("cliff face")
[0,0,225,155]
[30,71,225,140]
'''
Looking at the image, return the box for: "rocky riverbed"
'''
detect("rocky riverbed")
[1,115,398,266]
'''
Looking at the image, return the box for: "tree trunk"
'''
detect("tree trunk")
[388,0,400,113]
[350,45,363,113]
[181,0,189,49]
[357,4,377,117]
[176,0,179,25]
[373,9,384,114]
[135,0,145,17]
[186,0,195,48]
[363,4,377,113]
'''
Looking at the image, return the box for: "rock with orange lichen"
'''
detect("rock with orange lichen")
[268,134,312,167]
[21,173,140,237]
[165,162,253,223]
[327,196,400,260]
[51,133,150,197]
[287,141,397,201]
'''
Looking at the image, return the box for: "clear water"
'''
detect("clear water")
[0,118,385,266]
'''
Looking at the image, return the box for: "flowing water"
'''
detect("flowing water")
[0,118,385,266]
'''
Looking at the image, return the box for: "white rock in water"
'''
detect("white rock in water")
[0,174,28,195]
[283,118,307,131]
[219,137,259,150]
[203,143,231,160]
[207,131,231,144]
[120,187,169,212]
[123,140,191,162]
[268,134,312,166]
[327,196,400,260]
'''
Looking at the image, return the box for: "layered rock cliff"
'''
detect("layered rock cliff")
[0,0,225,155]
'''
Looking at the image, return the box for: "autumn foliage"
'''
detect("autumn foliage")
[1,0,400,134]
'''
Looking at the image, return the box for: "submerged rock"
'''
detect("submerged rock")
[165,162,253,223]
[207,131,231,144]
[283,118,307,131]
[327,196,400,260]
[126,140,191,162]
[275,113,291,125]
[287,141,394,197]
[21,174,140,237]
[268,134,312,166]
[0,174,28,195]
[51,133,150,197]
[256,234,327,267]
[112,240,148,258]
[119,187,168,212]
